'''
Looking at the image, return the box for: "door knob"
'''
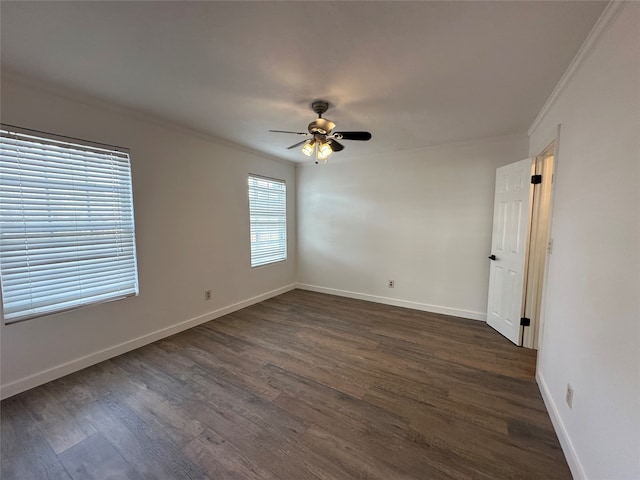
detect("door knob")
[488,255,497,260]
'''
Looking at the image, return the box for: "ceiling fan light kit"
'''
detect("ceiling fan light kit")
[301,140,316,156]
[269,100,372,164]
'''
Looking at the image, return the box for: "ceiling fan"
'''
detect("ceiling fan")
[269,100,372,163]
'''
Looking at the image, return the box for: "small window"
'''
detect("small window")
[0,125,139,323]
[248,174,287,267]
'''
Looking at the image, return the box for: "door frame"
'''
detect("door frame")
[522,137,558,349]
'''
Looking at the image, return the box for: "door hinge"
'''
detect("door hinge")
[531,175,542,185]
[520,317,531,326]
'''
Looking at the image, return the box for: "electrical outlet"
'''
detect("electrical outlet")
[388,280,395,288]
[565,384,573,409]
[205,290,212,301]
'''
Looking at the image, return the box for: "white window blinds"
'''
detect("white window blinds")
[0,126,139,323]
[248,175,287,267]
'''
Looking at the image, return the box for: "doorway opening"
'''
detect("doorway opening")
[522,142,555,349]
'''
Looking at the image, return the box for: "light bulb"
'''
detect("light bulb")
[317,142,332,160]
[301,141,315,156]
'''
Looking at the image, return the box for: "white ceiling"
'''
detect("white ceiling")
[1,1,607,163]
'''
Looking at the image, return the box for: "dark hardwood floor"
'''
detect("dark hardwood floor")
[1,289,570,479]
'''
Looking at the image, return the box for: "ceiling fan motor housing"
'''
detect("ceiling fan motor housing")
[308,118,336,135]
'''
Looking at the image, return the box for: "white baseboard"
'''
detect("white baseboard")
[536,372,586,480]
[0,283,296,400]
[295,283,486,321]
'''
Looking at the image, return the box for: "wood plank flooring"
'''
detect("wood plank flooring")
[1,289,571,479]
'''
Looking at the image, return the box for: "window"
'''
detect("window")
[248,174,286,267]
[0,125,139,323]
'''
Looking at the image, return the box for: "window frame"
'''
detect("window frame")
[0,124,139,324]
[247,173,287,268]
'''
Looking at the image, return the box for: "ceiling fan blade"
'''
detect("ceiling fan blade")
[269,129,309,135]
[327,139,345,152]
[286,139,310,150]
[334,131,372,141]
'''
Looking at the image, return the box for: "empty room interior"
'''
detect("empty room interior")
[1,1,638,479]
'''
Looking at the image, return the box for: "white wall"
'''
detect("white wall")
[0,76,296,398]
[296,135,528,319]
[530,3,640,479]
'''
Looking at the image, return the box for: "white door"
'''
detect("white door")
[486,158,533,345]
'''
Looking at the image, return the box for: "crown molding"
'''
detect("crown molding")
[295,132,528,168]
[528,1,626,136]
[1,70,295,167]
